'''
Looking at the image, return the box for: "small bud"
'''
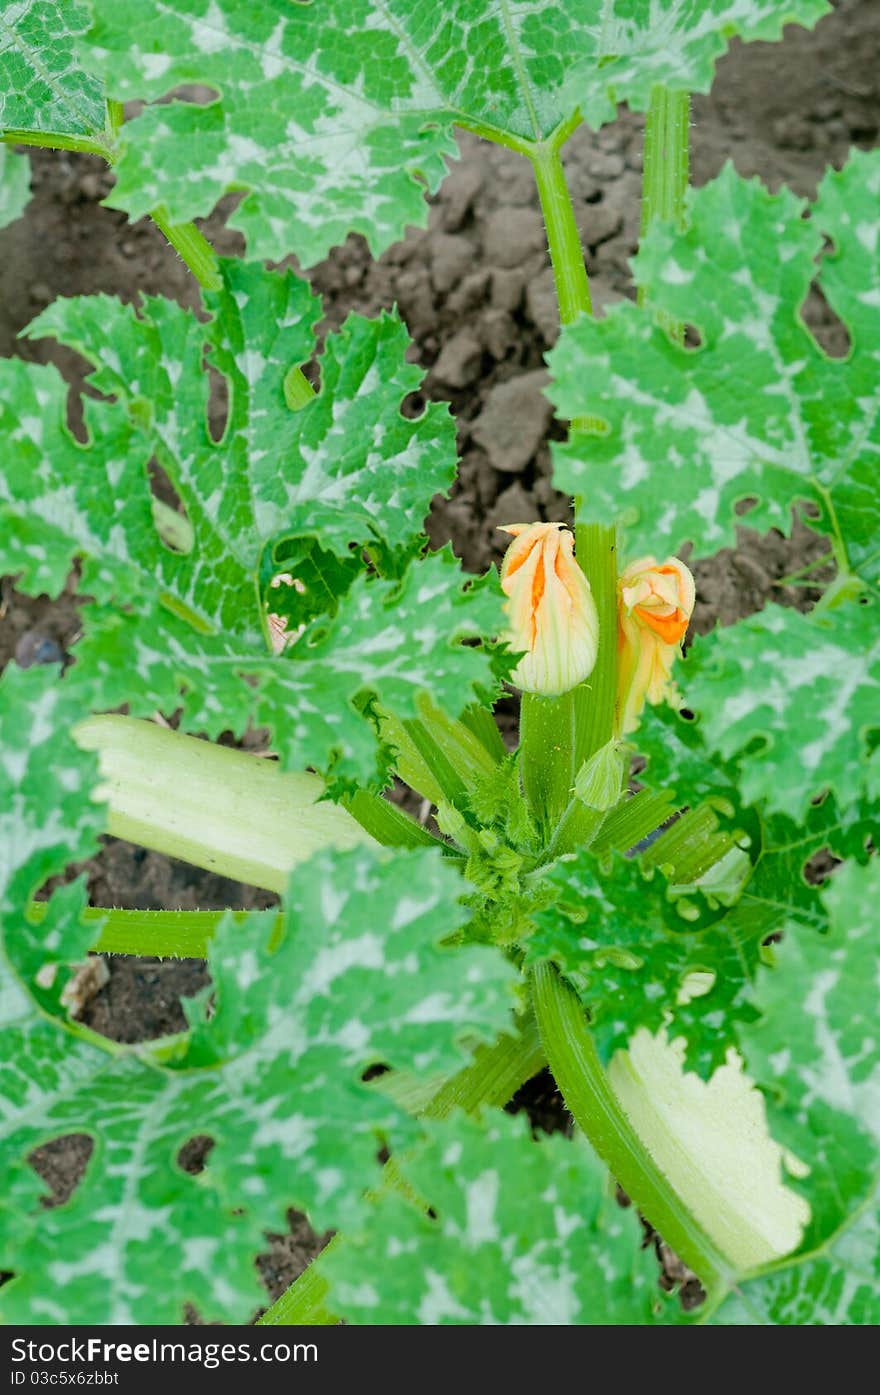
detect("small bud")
[499,522,599,698]
[574,738,628,811]
[617,555,695,734]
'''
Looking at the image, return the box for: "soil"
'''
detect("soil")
[1,0,877,1320]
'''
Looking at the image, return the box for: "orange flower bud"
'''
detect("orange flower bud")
[617,555,695,734]
[499,522,599,697]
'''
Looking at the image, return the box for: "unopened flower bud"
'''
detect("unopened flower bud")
[574,738,628,811]
[499,522,599,697]
[617,555,695,734]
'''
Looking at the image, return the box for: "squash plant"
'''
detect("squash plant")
[1,0,877,1326]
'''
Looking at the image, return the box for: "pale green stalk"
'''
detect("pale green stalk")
[74,715,374,895]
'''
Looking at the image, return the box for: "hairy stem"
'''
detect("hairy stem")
[639,86,690,338]
[530,963,733,1293]
[28,902,233,959]
[519,691,577,836]
[531,142,591,324]
[148,205,224,292]
[105,98,125,140]
[1,129,112,157]
[574,520,619,761]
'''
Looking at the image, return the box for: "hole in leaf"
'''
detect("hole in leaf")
[678,970,715,1003]
[28,1134,94,1208]
[803,848,842,886]
[400,390,427,420]
[148,457,193,555]
[361,1063,389,1083]
[683,324,703,349]
[802,272,852,359]
[256,1209,333,1305]
[734,496,758,517]
[205,354,229,443]
[284,363,317,411]
[0,1271,13,1290]
[679,708,696,722]
[153,84,220,109]
[505,1067,572,1138]
[177,1134,216,1176]
[304,624,329,648]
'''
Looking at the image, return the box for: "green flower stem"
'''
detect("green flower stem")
[526,82,743,1300]
[638,85,690,338]
[640,86,690,240]
[574,520,619,761]
[519,691,577,836]
[258,1015,546,1325]
[74,714,374,895]
[530,962,733,1294]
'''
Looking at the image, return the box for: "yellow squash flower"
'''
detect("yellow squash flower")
[617,555,696,734]
[499,522,599,697]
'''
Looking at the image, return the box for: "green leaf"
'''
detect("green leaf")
[80,0,827,264]
[708,858,880,1324]
[17,259,454,625]
[742,858,880,1247]
[70,548,507,790]
[1,843,517,1323]
[549,150,880,584]
[0,664,105,921]
[0,265,491,786]
[710,1186,880,1324]
[524,841,759,1078]
[634,704,741,809]
[635,701,876,939]
[684,599,880,815]
[0,0,106,140]
[732,794,874,943]
[320,1111,674,1324]
[0,146,30,227]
